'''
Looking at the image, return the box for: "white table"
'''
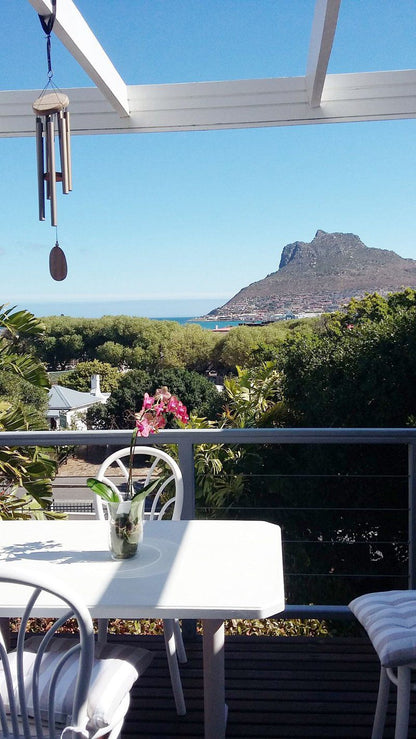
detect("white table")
[0,519,285,738]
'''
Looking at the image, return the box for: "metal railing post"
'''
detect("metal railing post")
[176,437,198,640]
[177,437,196,520]
[408,443,416,589]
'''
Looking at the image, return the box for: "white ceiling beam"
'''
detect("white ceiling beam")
[1,71,416,137]
[26,0,130,117]
[306,0,342,107]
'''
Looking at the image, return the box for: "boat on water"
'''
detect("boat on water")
[211,325,232,332]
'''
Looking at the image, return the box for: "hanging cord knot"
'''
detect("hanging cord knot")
[38,0,57,80]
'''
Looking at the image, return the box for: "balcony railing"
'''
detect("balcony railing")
[2,427,416,620]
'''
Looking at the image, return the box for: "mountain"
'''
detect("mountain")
[208,230,416,318]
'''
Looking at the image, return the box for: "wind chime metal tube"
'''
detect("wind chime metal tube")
[35,116,45,221]
[58,110,69,193]
[46,113,57,226]
[64,110,72,192]
[33,93,71,228]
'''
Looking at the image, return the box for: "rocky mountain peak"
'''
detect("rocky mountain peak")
[208,230,416,319]
[279,230,366,270]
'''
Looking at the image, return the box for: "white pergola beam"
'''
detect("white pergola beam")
[1,70,416,138]
[26,0,130,117]
[307,0,342,107]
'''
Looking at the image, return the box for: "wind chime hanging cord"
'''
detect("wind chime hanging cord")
[39,0,56,79]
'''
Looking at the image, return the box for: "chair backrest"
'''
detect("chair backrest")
[93,446,184,522]
[0,564,94,738]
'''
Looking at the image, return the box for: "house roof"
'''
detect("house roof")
[48,384,103,411]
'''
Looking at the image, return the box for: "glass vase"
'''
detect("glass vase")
[107,498,144,560]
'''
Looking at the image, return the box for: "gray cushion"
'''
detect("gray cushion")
[349,590,416,668]
[1,638,153,732]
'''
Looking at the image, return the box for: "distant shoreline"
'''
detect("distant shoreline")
[17,300,321,328]
[15,299,228,321]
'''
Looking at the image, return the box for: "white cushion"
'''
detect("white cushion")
[349,590,416,668]
[0,638,153,732]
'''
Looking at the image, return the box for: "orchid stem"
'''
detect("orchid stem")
[127,427,137,499]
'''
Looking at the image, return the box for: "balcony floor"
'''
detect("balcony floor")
[118,633,416,738]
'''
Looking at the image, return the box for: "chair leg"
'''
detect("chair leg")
[97,616,187,714]
[97,618,109,652]
[372,666,390,739]
[173,618,187,664]
[395,666,411,739]
[0,618,10,651]
[164,619,186,715]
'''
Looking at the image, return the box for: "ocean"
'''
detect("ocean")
[156,318,242,330]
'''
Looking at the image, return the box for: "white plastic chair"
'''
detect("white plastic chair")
[0,563,153,738]
[94,446,187,716]
[349,590,416,739]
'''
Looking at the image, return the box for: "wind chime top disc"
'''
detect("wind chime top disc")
[32,91,69,115]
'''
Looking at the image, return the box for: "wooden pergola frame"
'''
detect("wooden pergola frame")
[1,0,415,138]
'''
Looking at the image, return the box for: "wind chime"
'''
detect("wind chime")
[33,0,70,281]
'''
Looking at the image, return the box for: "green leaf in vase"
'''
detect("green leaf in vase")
[130,475,169,503]
[86,477,120,502]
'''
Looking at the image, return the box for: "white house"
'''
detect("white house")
[47,374,110,430]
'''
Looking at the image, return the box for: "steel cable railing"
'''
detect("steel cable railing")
[2,427,416,617]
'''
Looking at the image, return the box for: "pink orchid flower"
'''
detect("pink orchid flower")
[134,387,188,438]
[142,392,155,410]
[136,417,156,437]
[155,386,171,403]
[167,396,179,413]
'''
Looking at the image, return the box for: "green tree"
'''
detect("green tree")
[192,362,287,514]
[332,292,390,328]
[163,324,217,372]
[387,287,416,313]
[29,312,319,374]
[87,368,223,428]
[213,327,263,370]
[95,341,126,367]
[0,305,58,517]
[0,307,50,387]
[32,316,86,369]
[61,360,120,393]
[0,372,48,428]
[223,363,285,427]
[323,290,416,337]
[269,290,416,602]
[280,305,416,428]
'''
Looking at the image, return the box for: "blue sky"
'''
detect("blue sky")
[1,1,416,317]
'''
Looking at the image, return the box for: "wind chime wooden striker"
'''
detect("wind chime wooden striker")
[32,0,70,280]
